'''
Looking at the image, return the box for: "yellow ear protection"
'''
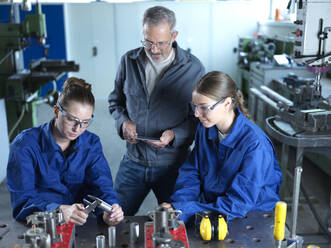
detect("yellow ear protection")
[195,211,228,241]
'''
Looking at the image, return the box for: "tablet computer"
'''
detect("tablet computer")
[135,135,160,141]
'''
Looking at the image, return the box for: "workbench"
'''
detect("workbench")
[0,211,275,248]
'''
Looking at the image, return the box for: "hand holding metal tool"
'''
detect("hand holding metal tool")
[83,195,113,214]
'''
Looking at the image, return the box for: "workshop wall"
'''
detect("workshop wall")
[64,0,270,100]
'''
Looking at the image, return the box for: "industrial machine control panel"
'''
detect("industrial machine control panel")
[294,0,331,65]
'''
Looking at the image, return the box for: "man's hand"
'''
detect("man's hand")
[145,130,174,148]
[58,204,88,226]
[160,202,174,211]
[122,120,138,144]
[103,204,124,226]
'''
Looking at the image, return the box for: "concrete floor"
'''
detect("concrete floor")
[0,99,331,247]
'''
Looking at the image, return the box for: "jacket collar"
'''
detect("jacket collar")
[40,120,81,153]
[128,41,189,65]
[207,108,246,149]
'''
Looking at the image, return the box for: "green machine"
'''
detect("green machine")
[237,34,294,99]
[0,3,79,141]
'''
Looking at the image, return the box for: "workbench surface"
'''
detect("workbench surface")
[0,211,275,248]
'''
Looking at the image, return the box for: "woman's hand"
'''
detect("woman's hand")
[103,203,124,226]
[160,202,174,211]
[59,204,88,226]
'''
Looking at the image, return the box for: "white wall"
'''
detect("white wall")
[64,0,270,100]
[0,99,9,183]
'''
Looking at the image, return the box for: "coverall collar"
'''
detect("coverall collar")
[40,120,81,153]
[207,108,245,148]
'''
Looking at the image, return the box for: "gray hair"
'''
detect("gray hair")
[143,6,176,33]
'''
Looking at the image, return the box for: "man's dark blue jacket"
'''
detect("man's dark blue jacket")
[108,42,205,167]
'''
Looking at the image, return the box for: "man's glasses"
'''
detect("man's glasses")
[141,39,171,50]
[56,103,94,129]
[190,97,227,115]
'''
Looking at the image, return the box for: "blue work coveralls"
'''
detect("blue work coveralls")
[7,121,119,220]
[170,110,282,223]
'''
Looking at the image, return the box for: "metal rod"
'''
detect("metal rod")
[260,85,293,106]
[0,51,13,65]
[8,105,25,141]
[291,147,304,239]
[249,88,279,110]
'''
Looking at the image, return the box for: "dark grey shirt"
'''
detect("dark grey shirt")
[108,42,205,167]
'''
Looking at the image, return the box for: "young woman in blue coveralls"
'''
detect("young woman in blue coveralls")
[7,77,124,226]
[161,71,282,223]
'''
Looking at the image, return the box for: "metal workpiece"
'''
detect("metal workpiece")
[99,200,113,213]
[26,211,60,244]
[130,222,140,243]
[24,227,51,248]
[108,226,116,247]
[152,207,171,234]
[149,207,173,247]
[23,209,76,247]
[96,234,106,248]
[45,214,60,244]
[56,208,65,225]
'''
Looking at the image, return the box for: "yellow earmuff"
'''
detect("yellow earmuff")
[217,215,228,240]
[200,214,213,241]
[198,212,228,241]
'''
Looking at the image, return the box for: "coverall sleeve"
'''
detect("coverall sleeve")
[108,55,129,138]
[171,65,205,148]
[169,146,201,209]
[171,142,280,223]
[6,143,60,220]
[84,137,119,216]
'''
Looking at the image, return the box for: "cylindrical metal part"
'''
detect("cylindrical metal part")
[249,88,279,110]
[45,216,58,243]
[108,226,116,248]
[99,201,113,213]
[130,222,139,243]
[154,207,169,234]
[96,235,106,248]
[260,85,293,106]
[56,209,64,225]
[43,213,60,244]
